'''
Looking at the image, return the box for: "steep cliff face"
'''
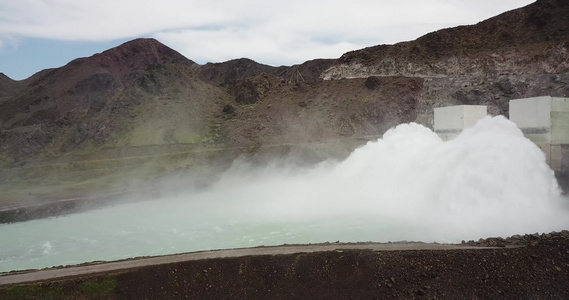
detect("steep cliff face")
[321,0,569,123]
[324,0,569,78]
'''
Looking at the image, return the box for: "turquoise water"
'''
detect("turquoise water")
[1,116,568,273]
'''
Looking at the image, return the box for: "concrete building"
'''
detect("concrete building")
[509,96,569,173]
[434,105,488,141]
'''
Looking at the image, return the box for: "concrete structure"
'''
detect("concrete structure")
[509,96,569,173]
[434,105,488,140]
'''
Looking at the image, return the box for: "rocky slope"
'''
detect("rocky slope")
[322,0,569,122]
[0,73,23,102]
[0,0,568,204]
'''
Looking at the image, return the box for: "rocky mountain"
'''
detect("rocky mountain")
[323,0,569,121]
[0,73,23,101]
[0,0,568,204]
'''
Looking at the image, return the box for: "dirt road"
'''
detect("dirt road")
[1,233,568,299]
[0,242,488,286]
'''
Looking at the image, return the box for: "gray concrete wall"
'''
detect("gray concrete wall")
[551,97,569,145]
[509,96,569,174]
[434,105,487,141]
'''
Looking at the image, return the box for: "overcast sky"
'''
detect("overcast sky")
[0,0,534,80]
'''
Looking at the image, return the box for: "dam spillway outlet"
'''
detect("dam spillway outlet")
[0,116,568,273]
[509,96,569,173]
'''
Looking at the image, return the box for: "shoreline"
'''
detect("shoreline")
[1,231,568,299]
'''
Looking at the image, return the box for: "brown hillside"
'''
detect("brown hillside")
[0,39,200,159]
[0,73,23,101]
[335,0,569,69]
[0,0,568,205]
[196,58,278,86]
[322,0,569,122]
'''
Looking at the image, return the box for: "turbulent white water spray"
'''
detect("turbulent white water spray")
[0,116,567,272]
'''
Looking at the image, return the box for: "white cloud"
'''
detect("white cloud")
[154,28,359,66]
[0,0,535,65]
[0,35,20,53]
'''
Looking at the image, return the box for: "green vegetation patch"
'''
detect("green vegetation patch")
[1,283,64,300]
[0,278,119,300]
[80,277,119,295]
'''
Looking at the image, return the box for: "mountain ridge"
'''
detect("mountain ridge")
[1,0,568,203]
[335,0,568,68]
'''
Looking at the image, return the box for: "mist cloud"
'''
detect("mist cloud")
[1,116,567,272]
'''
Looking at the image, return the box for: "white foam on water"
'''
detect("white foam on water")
[0,116,567,272]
